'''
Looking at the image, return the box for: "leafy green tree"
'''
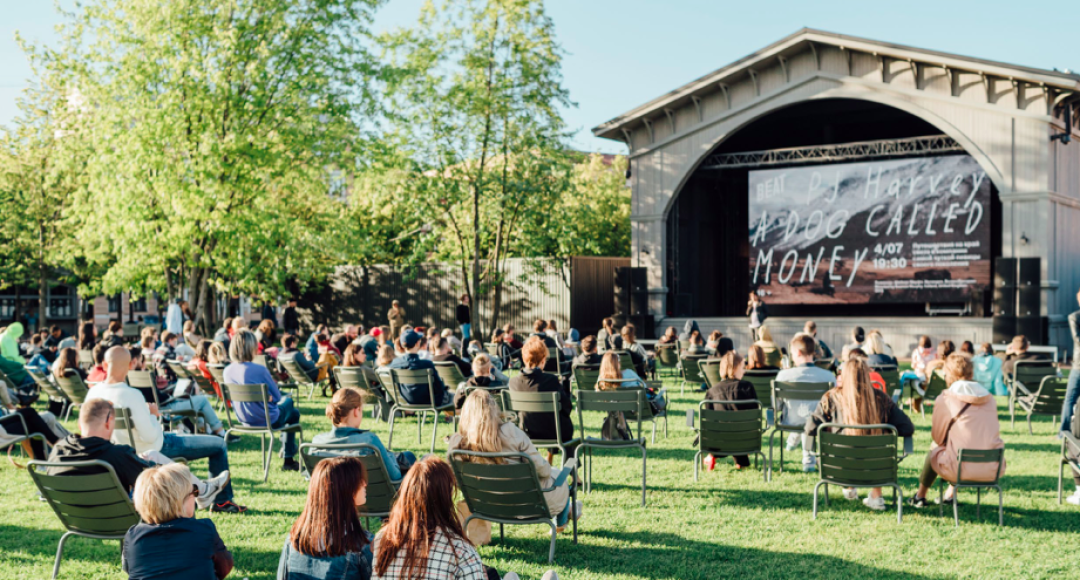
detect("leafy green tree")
[31,0,384,332]
[379,0,572,336]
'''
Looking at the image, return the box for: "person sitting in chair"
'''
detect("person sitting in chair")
[1001,334,1047,378]
[507,336,575,464]
[278,334,318,382]
[386,330,451,407]
[311,387,416,482]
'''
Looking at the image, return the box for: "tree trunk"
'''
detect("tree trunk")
[165,266,176,304]
[38,225,47,330]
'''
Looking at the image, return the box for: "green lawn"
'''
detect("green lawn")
[2,374,1077,580]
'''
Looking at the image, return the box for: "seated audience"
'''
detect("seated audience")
[597,317,623,352]
[868,329,894,356]
[776,334,837,473]
[255,319,277,354]
[374,345,396,371]
[972,342,1007,396]
[183,320,203,349]
[910,335,936,380]
[746,343,779,371]
[620,324,652,377]
[86,342,110,383]
[864,332,898,367]
[453,354,504,410]
[188,340,224,400]
[508,337,575,463]
[530,319,557,348]
[805,358,914,510]
[840,326,866,361]
[124,463,234,579]
[431,336,472,378]
[705,330,724,354]
[448,390,580,533]
[702,351,758,471]
[752,326,783,368]
[101,321,126,349]
[77,321,97,351]
[571,336,602,368]
[312,388,415,482]
[502,323,524,351]
[489,329,516,367]
[1,323,27,365]
[442,328,463,354]
[0,397,63,459]
[224,330,302,472]
[279,334,319,382]
[657,326,678,345]
[678,320,700,343]
[597,351,663,441]
[387,330,450,407]
[909,354,1006,507]
[959,340,975,356]
[804,320,834,360]
[682,333,708,356]
[341,343,366,368]
[213,318,232,351]
[278,456,372,580]
[1002,334,1047,377]
[52,346,88,382]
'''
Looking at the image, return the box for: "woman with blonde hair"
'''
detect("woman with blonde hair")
[752,325,783,368]
[805,358,915,510]
[746,343,778,371]
[701,351,759,471]
[447,390,580,532]
[374,344,396,371]
[124,463,234,579]
[865,332,898,366]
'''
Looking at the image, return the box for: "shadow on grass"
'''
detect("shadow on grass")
[0,523,122,568]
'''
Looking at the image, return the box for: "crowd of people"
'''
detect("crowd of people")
[3,294,1080,579]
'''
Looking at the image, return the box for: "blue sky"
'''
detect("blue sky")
[1,0,1075,154]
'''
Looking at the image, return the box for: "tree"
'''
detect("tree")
[32,0,384,332]
[379,0,572,337]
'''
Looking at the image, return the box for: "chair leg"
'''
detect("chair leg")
[766,430,776,482]
[641,444,647,508]
[1009,397,1015,428]
[429,410,439,455]
[693,451,701,482]
[387,406,398,450]
[262,433,273,483]
[52,531,75,579]
[953,492,959,527]
[664,413,668,438]
[976,487,982,520]
[896,485,904,524]
[1059,459,1065,504]
[1027,414,1033,436]
[812,481,825,520]
[571,467,578,544]
[997,486,1004,527]
[938,479,944,517]
[651,420,657,444]
[547,520,557,563]
[417,412,425,444]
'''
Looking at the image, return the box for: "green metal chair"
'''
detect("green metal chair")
[387,368,455,454]
[299,442,400,525]
[609,350,636,377]
[448,449,578,563]
[546,347,571,377]
[279,357,329,400]
[869,364,903,398]
[678,340,691,352]
[0,412,50,460]
[334,366,391,422]
[812,423,909,523]
[679,353,708,395]
[223,383,304,482]
[54,370,91,422]
[913,370,948,418]
[128,369,196,430]
[1011,376,1069,434]
[743,370,779,410]
[76,349,94,370]
[940,448,1005,526]
[1006,360,1058,413]
[689,400,767,482]
[814,358,835,372]
[1059,416,1080,504]
[699,359,722,388]
[434,361,469,389]
[767,381,833,479]
[27,367,71,418]
[575,385,648,506]
[572,365,601,392]
[630,381,668,443]
[501,390,580,460]
[28,459,141,579]
[111,407,139,454]
[655,344,680,378]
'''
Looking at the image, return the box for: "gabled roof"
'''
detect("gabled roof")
[592,28,1080,142]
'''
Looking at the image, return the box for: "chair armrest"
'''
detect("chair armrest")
[0,412,28,434]
[685,409,695,429]
[314,362,328,369]
[891,389,902,404]
[900,436,914,461]
[1014,381,1033,396]
[805,435,817,457]
[547,458,578,490]
[1062,430,1080,453]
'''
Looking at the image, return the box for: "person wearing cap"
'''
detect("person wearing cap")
[386,330,451,406]
[388,300,406,340]
[357,328,379,362]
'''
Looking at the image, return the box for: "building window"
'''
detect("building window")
[108,295,121,313]
[0,299,14,319]
[131,296,147,311]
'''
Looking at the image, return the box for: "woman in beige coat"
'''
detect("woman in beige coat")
[909,353,1006,507]
[447,389,581,531]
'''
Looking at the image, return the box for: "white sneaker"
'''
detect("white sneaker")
[502,574,520,580]
[802,457,817,472]
[842,488,859,500]
[1066,491,1080,506]
[785,433,800,451]
[541,571,560,580]
[197,470,231,510]
[862,496,886,511]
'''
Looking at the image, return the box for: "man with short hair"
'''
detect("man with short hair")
[530,319,557,348]
[45,399,229,509]
[431,336,473,378]
[803,320,833,359]
[1002,334,1047,377]
[103,321,126,348]
[278,334,318,382]
[345,325,360,343]
[387,330,450,406]
[85,347,245,512]
[775,333,837,472]
[572,336,602,368]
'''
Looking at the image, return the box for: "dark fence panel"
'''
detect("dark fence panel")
[570,256,630,338]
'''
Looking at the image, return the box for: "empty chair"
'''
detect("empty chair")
[1011,376,1069,434]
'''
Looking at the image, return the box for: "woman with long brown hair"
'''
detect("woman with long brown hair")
[372,456,487,580]
[804,358,914,510]
[77,321,97,351]
[278,456,371,579]
[341,343,366,368]
[702,351,759,471]
[52,346,86,382]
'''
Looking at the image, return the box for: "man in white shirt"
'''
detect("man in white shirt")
[775,334,837,472]
[86,346,246,513]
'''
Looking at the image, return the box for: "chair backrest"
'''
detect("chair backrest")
[922,370,948,401]
[871,365,901,395]
[699,359,722,388]
[576,388,645,440]
[298,443,398,515]
[127,370,161,406]
[188,369,218,398]
[207,364,228,387]
[253,354,269,368]
[814,359,835,371]
[544,347,564,374]
[433,361,468,388]
[816,423,899,486]
[28,459,140,537]
[681,354,708,383]
[77,349,95,369]
[697,400,764,456]
[165,360,191,381]
[1012,360,1058,387]
[279,357,314,385]
[388,368,438,409]
[654,345,678,368]
[54,370,90,404]
[771,381,832,429]
[572,365,601,392]
[449,450,550,521]
[501,390,565,442]
[955,448,1005,485]
[743,370,779,409]
[609,350,635,374]
[113,407,138,448]
[27,367,68,402]
[1030,376,1070,414]
[678,340,691,352]
[333,366,367,390]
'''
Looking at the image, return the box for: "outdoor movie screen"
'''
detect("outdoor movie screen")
[747,154,991,305]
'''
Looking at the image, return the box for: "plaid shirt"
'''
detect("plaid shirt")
[372,529,486,580]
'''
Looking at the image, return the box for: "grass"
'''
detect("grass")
[2,371,1078,580]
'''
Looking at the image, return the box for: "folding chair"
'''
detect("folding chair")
[941,448,1005,526]
[1011,376,1069,434]
[279,356,329,400]
[53,370,91,422]
[501,390,581,461]
[689,400,766,482]
[387,368,454,454]
[655,345,680,378]
[575,387,648,506]
[449,449,578,563]
[433,361,469,390]
[299,442,399,526]
[223,383,303,482]
[811,423,911,523]
[28,460,141,579]
[767,381,832,479]
[679,354,708,395]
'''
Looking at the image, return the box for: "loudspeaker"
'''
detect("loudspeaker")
[631,291,649,316]
[674,293,693,317]
[628,314,655,339]
[1017,287,1040,316]
[1016,316,1045,344]
[1018,257,1040,288]
[613,267,630,318]
[629,267,647,293]
[994,258,1017,288]
[992,316,1016,344]
[992,286,1015,317]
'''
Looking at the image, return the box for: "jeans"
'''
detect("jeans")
[270,396,301,459]
[785,432,816,466]
[162,394,223,432]
[461,323,471,342]
[159,432,233,503]
[1061,368,1080,432]
[556,497,572,527]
